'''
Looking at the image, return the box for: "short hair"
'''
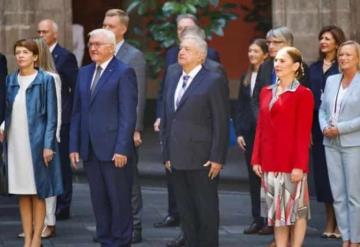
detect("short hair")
[176,14,198,25]
[39,19,58,32]
[181,35,208,59]
[252,38,268,54]
[13,38,39,56]
[266,26,294,46]
[88,28,116,47]
[105,9,130,27]
[338,40,360,71]
[181,25,206,40]
[318,25,346,60]
[278,46,304,79]
[33,37,57,73]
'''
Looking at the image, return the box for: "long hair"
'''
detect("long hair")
[318,25,346,61]
[33,37,57,73]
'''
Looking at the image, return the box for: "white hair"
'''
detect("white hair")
[88,28,116,47]
[39,19,59,32]
[181,35,208,58]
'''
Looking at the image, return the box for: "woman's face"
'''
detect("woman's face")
[319,31,337,55]
[15,46,37,70]
[248,44,267,67]
[338,44,359,72]
[274,49,299,80]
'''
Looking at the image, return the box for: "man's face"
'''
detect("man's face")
[37,20,57,46]
[178,38,203,70]
[266,37,287,58]
[177,18,196,40]
[88,35,114,64]
[103,16,127,43]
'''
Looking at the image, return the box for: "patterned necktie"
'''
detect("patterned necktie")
[175,75,190,109]
[90,66,103,95]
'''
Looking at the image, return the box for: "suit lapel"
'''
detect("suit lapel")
[116,42,129,62]
[52,44,61,65]
[167,69,182,113]
[340,72,360,113]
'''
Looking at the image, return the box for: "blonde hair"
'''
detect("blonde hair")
[337,40,360,71]
[105,9,130,27]
[33,37,57,73]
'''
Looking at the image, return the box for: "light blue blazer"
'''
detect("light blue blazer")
[319,72,360,147]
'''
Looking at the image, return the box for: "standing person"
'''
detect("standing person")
[153,14,221,230]
[252,47,314,247]
[235,39,268,234]
[37,19,78,220]
[0,53,7,84]
[1,38,62,247]
[161,34,229,247]
[309,25,345,238]
[69,29,137,247]
[102,8,147,243]
[319,40,360,247]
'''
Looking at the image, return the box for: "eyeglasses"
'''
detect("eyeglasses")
[37,30,50,35]
[87,42,111,48]
[266,40,285,46]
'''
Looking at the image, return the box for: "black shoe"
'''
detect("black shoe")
[56,208,70,220]
[258,225,274,235]
[153,215,180,228]
[166,232,185,247]
[243,221,263,234]
[131,229,142,244]
[93,236,99,243]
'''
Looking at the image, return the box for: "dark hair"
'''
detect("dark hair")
[281,46,304,79]
[242,39,268,86]
[13,38,39,56]
[318,25,346,60]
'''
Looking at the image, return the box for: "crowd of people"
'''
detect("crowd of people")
[0,8,359,247]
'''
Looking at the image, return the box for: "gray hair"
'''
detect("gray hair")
[88,28,116,47]
[176,14,198,25]
[181,25,206,40]
[39,19,59,32]
[266,26,294,46]
[181,35,207,58]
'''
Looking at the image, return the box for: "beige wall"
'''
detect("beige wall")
[0,0,73,71]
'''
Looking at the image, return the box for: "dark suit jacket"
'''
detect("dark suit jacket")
[69,57,138,161]
[161,67,229,170]
[116,41,147,131]
[0,53,7,122]
[52,44,78,124]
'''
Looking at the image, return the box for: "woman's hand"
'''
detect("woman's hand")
[290,168,304,183]
[252,164,262,178]
[43,149,54,167]
[237,136,246,151]
[323,126,339,138]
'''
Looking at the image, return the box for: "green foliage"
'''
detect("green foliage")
[126,0,238,79]
[240,0,272,34]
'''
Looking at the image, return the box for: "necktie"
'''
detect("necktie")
[175,75,190,109]
[91,66,103,95]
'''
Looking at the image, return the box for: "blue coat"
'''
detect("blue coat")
[3,69,63,198]
[69,57,137,161]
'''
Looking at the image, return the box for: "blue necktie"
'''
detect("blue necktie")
[175,75,190,109]
[271,68,276,85]
[91,66,103,95]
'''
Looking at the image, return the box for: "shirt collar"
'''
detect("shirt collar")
[96,56,113,71]
[49,42,58,53]
[182,64,202,79]
[267,79,300,92]
[115,40,125,54]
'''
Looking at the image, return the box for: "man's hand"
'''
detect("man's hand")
[43,149,55,167]
[153,118,161,132]
[0,130,4,143]
[237,136,246,151]
[290,168,304,183]
[133,131,143,147]
[112,153,127,168]
[164,160,172,173]
[69,152,80,169]
[203,161,222,179]
[252,164,262,178]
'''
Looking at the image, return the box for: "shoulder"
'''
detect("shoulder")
[327,73,342,83]
[296,85,313,98]
[124,42,144,56]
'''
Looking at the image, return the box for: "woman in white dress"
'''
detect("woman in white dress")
[2,39,63,247]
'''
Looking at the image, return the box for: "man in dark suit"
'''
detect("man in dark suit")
[0,53,7,85]
[102,9,147,243]
[38,19,78,220]
[161,34,228,247]
[153,15,221,230]
[69,28,137,247]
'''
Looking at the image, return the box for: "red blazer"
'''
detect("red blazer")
[251,84,314,173]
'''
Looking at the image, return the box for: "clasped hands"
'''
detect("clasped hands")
[69,152,127,169]
[323,126,339,138]
[252,165,304,183]
[164,160,222,179]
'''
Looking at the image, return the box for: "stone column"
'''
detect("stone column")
[0,0,73,70]
[272,0,360,63]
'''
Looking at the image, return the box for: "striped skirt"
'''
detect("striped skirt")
[260,172,311,227]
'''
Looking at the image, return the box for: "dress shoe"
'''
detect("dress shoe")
[243,221,264,234]
[258,225,274,235]
[131,229,142,244]
[41,225,56,239]
[56,208,70,220]
[166,233,185,247]
[153,215,180,228]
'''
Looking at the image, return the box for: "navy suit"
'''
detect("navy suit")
[161,67,228,247]
[52,44,78,215]
[0,53,7,168]
[70,57,137,246]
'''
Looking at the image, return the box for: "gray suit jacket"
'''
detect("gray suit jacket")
[319,72,360,147]
[116,41,147,131]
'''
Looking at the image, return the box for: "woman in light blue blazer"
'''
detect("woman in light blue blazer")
[319,40,360,247]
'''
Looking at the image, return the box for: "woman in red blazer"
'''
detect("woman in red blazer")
[252,46,314,247]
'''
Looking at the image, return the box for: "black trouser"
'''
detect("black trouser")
[172,168,219,247]
[165,169,179,218]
